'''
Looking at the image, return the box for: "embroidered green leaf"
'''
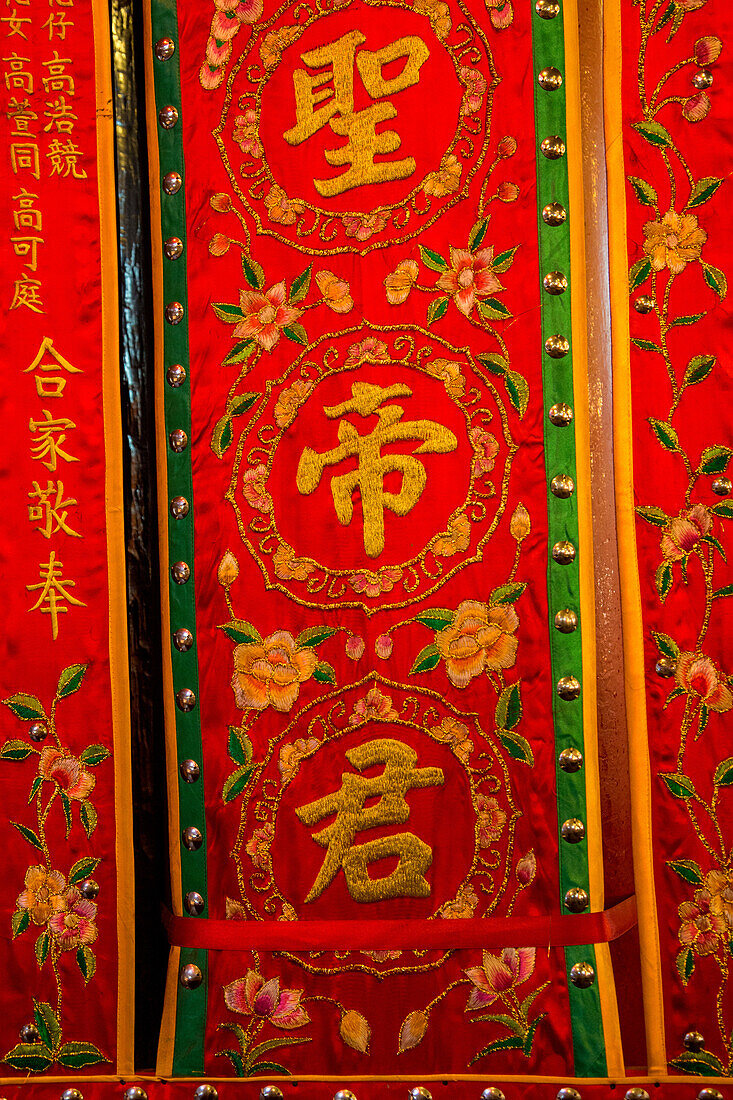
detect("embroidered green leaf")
[633,120,673,148]
[211,302,244,323]
[414,608,455,630]
[2,692,45,720]
[523,1014,545,1055]
[409,643,441,675]
[660,772,696,799]
[468,1013,525,1034]
[468,218,490,251]
[0,739,32,760]
[222,765,253,804]
[498,729,534,766]
[2,1042,53,1072]
[28,775,43,802]
[651,631,679,659]
[631,337,663,352]
[230,392,259,417]
[496,682,522,731]
[469,1034,524,1064]
[667,858,704,886]
[289,263,312,304]
[687,176,723,209]
[217,619,262,644]
[228,726,253,766]
[56,1041,110,1068]
[283,322,308,346]
[628,257,651,292]
[35,930,50,968]
[636,505,669,527]
[12,822,42,851]
[241,253,265,290]
[519,984,548,1017]
[477,352,508,376]
[699,444,732,474]
[657,1,674,26]
[627,175,658,206]
[80,800,97,838]
[11,909,29,938]
[702,262,727,300]
[33,1000,61,1051]
[668,313,705,327]
[246,1061,292,1077]
[683,354,716,387]
[663,686,685,708]
[714,757,733,786]
[699,705,709,736]
[478,297,512,322]
[420,244,448,271]
[222,339,256,367]
[648,417,679,452]
[712,502,733,519]
[503,370,529,417]
[246,1036,312,1067]
[490,581,526,605]
[56,663,88,698]
[211,412,234,458]
[219,1049,246,1076]
[426,296,449,326]
[676,946,695,985]
[713,583,733,600]
[60,790,72,837]
[80,744,110,766]
[669,1049,724,1076]
[296,625,338,648]
[76,945,96,984]
[69,856,101,884]
[702,534,727,562]
[313,661,337,685]
[492,246,519,273]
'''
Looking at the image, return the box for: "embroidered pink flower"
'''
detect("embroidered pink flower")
[209,232,230,256]
[223,970,310,1029]
[349,686,399,725]
[470,426,499,476]
[475,793,507,846]
[242,464,272,513]
[660,504,711,561]
[694,36,723,64]
[375,633,393,659]
[344,337,389,368]
[485,0,514,29]
[460,66,487,113]
[264,185,305,226]
[643,210,707,274]
[436,247,503,316]
[273,542,314,582]
[436,600,519,688]
[245,823,274,867]
[342,209,389,241]
[683,92,711,122]
[233,109,262,157]
[464,947,536,1010]
[232,631,317,712]
[233,282,302,352]
[39,747,95,801]
[349,567,402,597]
[675,652,733,712]
[516,849,537,886]
[679,889,726,955]
[278,738,319,784]
[49,888,98,951]
[274,379,313,428]
[16,865,66,925]
[346,634,365,660]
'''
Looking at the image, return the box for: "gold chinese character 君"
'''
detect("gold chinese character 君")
[283,31,429,197]
[296,738,444,903]
[296,381,457,557]
[27,550,85,639]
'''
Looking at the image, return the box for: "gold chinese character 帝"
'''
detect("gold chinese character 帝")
[296,381,457,557]
[47,136,85,178]
[24,336,82,397]
[12,187,42,230]
[10,140,39,179]
[42,51,74,94]
[28,480,80,538]
[283,31,428,197]
[27,550,85,639]
[10,273,43,313]
[2,52,32,92]
[29,408,78,470]
[1,9,31,38]
[43,94,77,132]
[42,11,73,38]
[296,738,444,903]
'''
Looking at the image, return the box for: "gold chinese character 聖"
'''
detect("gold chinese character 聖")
[27,550,85,639]
[2,52,32,92]
[10,273,43,313]
[283,31,428,196]
[24,336,82,397]
[28,480,80,538]
[10,140,39,178]
[29,408,78,470]
[296,738,444,903]
[12,187,42,230]
[46,136,85,178]
[42,51,74,94]
[296,381,457,557]
[43,94,76,132]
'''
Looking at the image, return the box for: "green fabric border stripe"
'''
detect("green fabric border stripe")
[530,0,606,1076]
[150,0,208,1075]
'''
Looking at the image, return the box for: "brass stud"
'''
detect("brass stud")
[163,170,182,195]
[481,1091,506,1100]
[167,363,186,387]
[554,608,578,633]
[173,627,194,651]
[552,540,576,564]
[535,0,560,15]
[334,1093,357,1100]
[260,1090,285,1100]
[541,135,566,159]
[633,294,654,314]
[544,271,568,295]
[684,1030,705,1051]
[551,473,574,498]
[179,962,203,989]
[154,37,175,61]
[194,1085,218,1099]
[692,69,713,89]
[169,428,188,452]
[697,1090,723,1100]
[185,890,205,915]
[158,104,179,129]
[182,825,203,850]
[569,960,595,988]
[545,334,570,358]
[542,202,567,226]
[712,475,732,496]
[171,561,191,585]
[549,402,573,426]
[656,656,676,677]
[180,758,200,782]
[538,67,563,91]
[564,887,589,912]
[558,746,583,772]
[561,818,585,843]
[79,879,99,899]
[557,1091,582,1100]
[61,1092,83,1100]
[410,1090,432,1100]
[557,674,581,700]
[624,1090,650,1100]
[124,1089,149,1100]
[19,1023,40,1042]
[165,301,184,325]
[170,495,189,519]
[164,236,183,260]
[176,688,196,712]
[29,721,48,742]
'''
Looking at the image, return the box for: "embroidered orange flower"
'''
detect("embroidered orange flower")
[273,542,315,582]
[245,823,274,867]
[242,464,272,513]
[642,209,707,275]
[436,247,503,316]
[209,232,230,256]
[349,686,399,725]
[16,865,67,926]
[413,0,451,37]
[432,513,471,557]
[464,947,535,1010]
[439,883,478,918]
[475,793,507,846]
[39,747,95,801]
[460,66,487,114]
[469,426,499,476]
[485,0,514,28]
[436,600,519,688]
[234,282,302,352]
[259,25,302,69]
[660,503,711,562]
[278,738,319,784]
[516,849,537,886]
[49,888,98,951]
[344,337,389,368]
[264,185,305,226]
[675,652,733,713]
[498,135,517,158]
[423,154,462,197]
[210,192,231,212]
[233,109,262,157]
[349,568,402,597]
[375,633,393,659]
[361,948,401,961]
[498,181,520,202]
[314,270,353,313]
[425,357,465,398]
[431,716,473,763]
[224,971,310,1029]
[706,869,733,931]
[679,889,726,955]
[342,209,389,241]
[231,631,317,712]
[385,259,420,305]
[274,379,313,428]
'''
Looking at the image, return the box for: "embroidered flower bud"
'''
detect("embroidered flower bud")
[498,181,520,202]
[346,634,365,661]
[398,1009,429,1052]
[375,633,394,660]
[498,135,517,158]
[210,192,231,212]
[209,232,230,256]
[490,0,514,29]
[510,502,531,542]
[218,550,239,587]
[340,1009,371,1053]
[682,91,711,122]
[516,849,537,886]
[694,36,723,65]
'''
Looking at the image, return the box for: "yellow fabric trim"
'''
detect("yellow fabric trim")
[92,0,135,1073]
[0,1076,729,1087]
[563,0,623,1075]
[156,946,181,1077]
[603,0,667,1075]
